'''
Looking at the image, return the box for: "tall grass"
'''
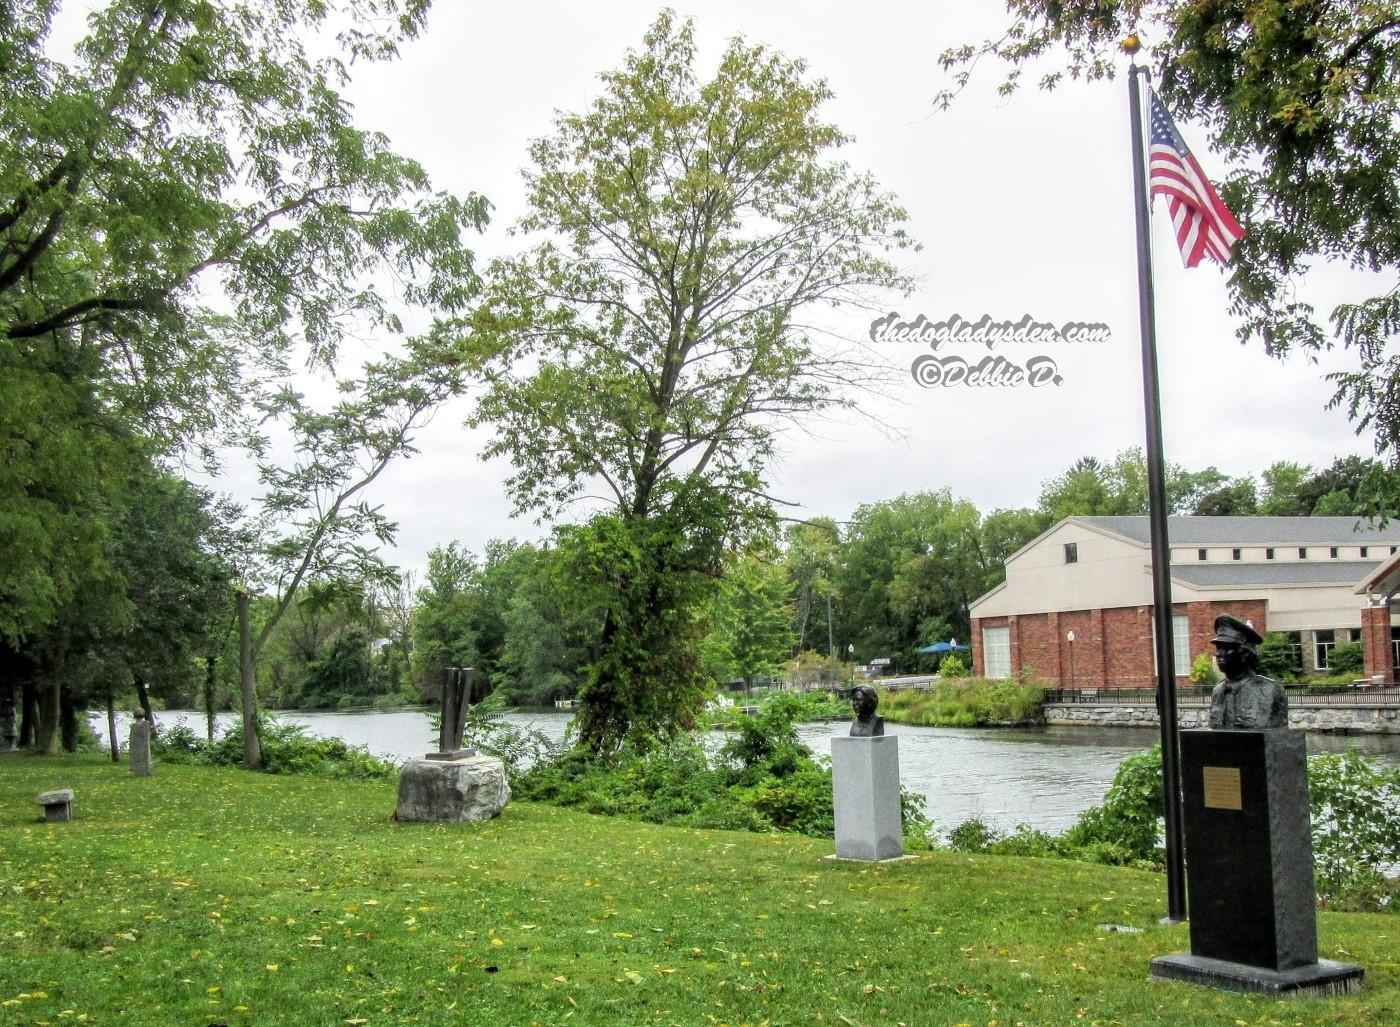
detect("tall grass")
[879,677,1046,727]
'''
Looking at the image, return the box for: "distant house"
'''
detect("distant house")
[968,516,1400,688]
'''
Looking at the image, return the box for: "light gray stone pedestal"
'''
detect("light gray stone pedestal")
[831,734,902,861]
[129,721,154,777]
[394,755,510,823]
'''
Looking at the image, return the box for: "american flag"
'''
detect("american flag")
[1148,91,1244,268]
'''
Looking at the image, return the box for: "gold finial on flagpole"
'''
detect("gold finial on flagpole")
[1123,33,1142,56]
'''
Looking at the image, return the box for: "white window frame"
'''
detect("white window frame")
[1151,614,1191,675]
[983,626,1011,680]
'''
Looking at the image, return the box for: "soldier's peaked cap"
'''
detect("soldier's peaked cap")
[1210,614,1262,647]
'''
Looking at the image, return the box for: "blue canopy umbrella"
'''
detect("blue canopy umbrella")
[917,640,968,654]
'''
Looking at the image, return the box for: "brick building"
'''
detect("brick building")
[969,516,1400,689]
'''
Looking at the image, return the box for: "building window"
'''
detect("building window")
[1315,629,1336,669]
[1266,548,1275,560]
[1391,627,1400,670]
[1197,548,1208,561]
[1361,546,1369,558]
[1391,546,1397,555]
[1152,615,1191,675]
[1299,547,1308,559]
[983,626,1011,680]
[1330,547,1339,559]
[1064,542,1078,564]
[1232,548,1242,561]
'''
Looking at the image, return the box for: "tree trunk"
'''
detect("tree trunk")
[134,678,154,723]
[19,679,37,748]
[204,656,216,742]
[106,688,119,762]
[36,673,60,755]
[826,592,834,660]
[59,688,78,752]
[0,673,15,753]
[237,590,262,769]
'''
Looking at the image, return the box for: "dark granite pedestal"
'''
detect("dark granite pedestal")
[1149,729,1364,998]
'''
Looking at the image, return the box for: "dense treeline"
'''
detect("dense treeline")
[7,444,1395,750]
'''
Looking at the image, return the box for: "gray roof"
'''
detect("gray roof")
[1080,515,1400,545]
[1171,561,1381,588]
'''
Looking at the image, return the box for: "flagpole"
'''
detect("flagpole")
[1127,53,1187,924]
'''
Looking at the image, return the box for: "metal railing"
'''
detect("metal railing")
[1045,686,1400,707]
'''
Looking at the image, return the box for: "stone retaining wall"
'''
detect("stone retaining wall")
[1043,703,1400,734]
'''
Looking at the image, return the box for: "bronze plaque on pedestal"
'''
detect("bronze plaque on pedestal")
[1203,766,1243,811]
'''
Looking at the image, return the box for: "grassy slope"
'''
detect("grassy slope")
[0,755,1395,1027]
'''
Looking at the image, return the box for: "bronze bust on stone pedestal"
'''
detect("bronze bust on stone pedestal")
[848,684,884,736]
[1208,614,1288,730]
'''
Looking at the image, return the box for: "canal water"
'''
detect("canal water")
[91,708,1400,839]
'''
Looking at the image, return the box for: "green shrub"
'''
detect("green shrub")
[947,816,1002,852]
[939,654,969,678]
[1326,640,1365,677]
[1060,745,1164,868]
[1258,632,1302,681]
[1188,652,1220,689]
[151,716,397,781]
[1308,749,1400,906]
[876,678,1045,727]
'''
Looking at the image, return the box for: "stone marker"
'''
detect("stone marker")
[394,754,510,823]
[38,789,73,823]
[129,718,154,777]
[831,734,902,861]
[1149,729,1364,996]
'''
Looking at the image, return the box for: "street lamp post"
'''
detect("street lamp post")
[847,642,855,690]
[1066,630,1076,694]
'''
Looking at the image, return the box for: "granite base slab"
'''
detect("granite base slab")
[822,853,920,865]
[394,755,509,823]
[1150,953,1364,997]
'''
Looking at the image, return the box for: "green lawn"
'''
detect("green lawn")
[1,754,1394,1026]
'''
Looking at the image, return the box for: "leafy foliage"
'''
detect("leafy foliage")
[1060,746,1167,869]
[702,550,794,692]
[1327,639,1365,677]
[940,1,1400,459]
[1187,652,1220,689]
[1308,749,1400,904]
[152,716,396,781]
[466,12,914,752]
[877,679,1046,728]
[1258,631,1303,681]
[518,693,931,842]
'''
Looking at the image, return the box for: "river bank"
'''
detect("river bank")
[90,707,1400,838]
[1043,699,1400,734]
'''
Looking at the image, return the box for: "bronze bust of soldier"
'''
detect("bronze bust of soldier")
[848,684,885,736]
[1208,614,1288,730]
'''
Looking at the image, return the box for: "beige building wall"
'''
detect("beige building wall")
[1176,583,1373,633]
[972,521,1152,619]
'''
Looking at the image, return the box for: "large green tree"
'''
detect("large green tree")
[467,13,914,751]
[1,0,486,660]
[702,549,795,695]
[234,340,468,767]
[940,1,1400,458]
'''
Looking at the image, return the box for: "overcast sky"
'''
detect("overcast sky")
[226,3,1386,576]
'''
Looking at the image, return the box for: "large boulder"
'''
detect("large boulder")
[394,755,510,823]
